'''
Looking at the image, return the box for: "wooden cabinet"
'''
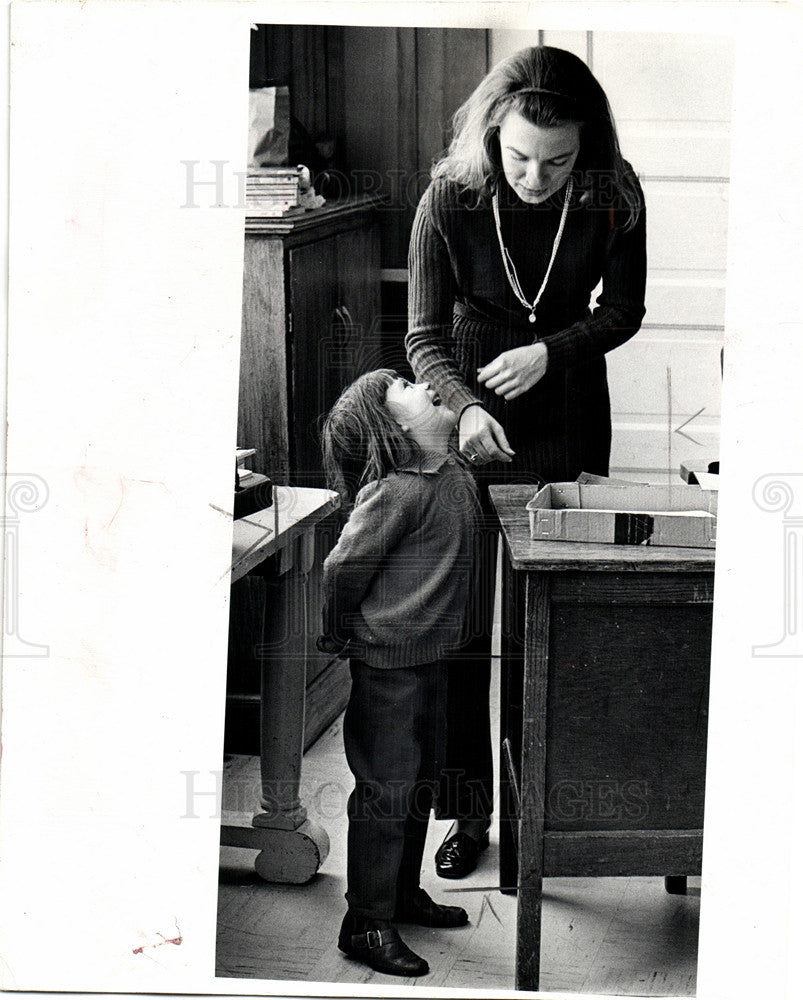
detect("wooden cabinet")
[239,196,381,486]
[227,197,381,755]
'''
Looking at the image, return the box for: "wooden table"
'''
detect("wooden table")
[490,484,714,992]
[220,486,341,883]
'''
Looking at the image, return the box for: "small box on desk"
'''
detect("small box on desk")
[526,476,718,548]
[234,473,273,520]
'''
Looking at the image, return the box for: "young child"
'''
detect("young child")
[318,369,480,977]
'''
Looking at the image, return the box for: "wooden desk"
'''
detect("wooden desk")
[230,196,380,752]
[221,486,341,883]
[490,484,714,992]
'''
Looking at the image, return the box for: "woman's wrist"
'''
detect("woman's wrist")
[458,401,483,424]
[455,397,484,426]
[538,327,578,370]
[532,340,548,371]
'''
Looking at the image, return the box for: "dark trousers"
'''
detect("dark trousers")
[437,463,561,824]
[438,307,613,824]
[344,657,446,919]
[437,523,497,822]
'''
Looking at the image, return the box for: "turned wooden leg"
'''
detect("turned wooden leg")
[221,528,329,883]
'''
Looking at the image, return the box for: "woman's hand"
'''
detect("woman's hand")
[477,343,548,400]
[459,405,515,465]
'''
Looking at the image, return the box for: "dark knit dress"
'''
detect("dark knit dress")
[406,173,647,484]
[405,172,647,821]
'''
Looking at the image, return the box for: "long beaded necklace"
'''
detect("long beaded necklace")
[492,176,574,324]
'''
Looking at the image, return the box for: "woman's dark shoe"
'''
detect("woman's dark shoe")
[394,886,469,927]
[434,829,490,879]
[337,912,429,977]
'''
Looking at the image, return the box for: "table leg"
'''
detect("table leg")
[500,553,524,895]
[516,572,551,992]
[665,875,688,895]
[221,529,329,883]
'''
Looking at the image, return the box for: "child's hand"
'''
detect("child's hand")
[316,634,348,656]
[316,634,364,660]
[458,405,515,465]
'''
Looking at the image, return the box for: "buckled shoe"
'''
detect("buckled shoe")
[337,912,429,977]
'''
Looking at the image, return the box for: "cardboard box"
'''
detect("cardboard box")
[526,479,718,548]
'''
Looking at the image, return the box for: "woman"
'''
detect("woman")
[405,45,647,878]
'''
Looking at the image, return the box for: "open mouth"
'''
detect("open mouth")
[432,393,442,406]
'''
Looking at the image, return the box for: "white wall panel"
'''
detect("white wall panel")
[645,271,727,328]
[621,121,731,179]
[610,419,721,475]
[489,29,541,65]
[593,32,734,124]
[491,30,588,66]
[645,181,729,272]
[608,333,723,417]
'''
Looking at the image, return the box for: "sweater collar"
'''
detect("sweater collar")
[396,450,452,475]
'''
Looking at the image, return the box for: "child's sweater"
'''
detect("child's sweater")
[320,452,479,669]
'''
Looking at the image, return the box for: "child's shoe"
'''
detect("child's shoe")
[394,886,469,927]
[337,911,429,977]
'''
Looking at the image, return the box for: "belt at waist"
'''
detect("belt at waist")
[452,299,592,338]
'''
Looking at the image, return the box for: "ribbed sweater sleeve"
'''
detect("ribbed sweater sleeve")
[540,181,647,369]
[405,183,481,418]
[405,175,647,393]
[320,475,416,648]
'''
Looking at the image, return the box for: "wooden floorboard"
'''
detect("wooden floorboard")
[215,719,700,993]
[216,585,700,995]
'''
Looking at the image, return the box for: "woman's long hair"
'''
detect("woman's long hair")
[432,45,642,230]
[321,369,419,504]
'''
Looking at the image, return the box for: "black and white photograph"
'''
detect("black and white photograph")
[2,4,803,1000]
[216,23,729,995]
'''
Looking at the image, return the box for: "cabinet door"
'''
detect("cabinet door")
[335,222,382,377]
[240,238,289,481]
[288,220,382,484]
[288,238,340,484]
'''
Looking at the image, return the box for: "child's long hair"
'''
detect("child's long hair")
[432,45,642,230]
[321,369,420,504]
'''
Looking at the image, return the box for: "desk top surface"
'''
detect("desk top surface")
[490,484,716,572]
[230,486,340,584]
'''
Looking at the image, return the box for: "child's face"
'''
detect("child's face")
[385,378,457,443]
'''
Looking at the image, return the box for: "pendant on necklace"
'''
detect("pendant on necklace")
[528,311,536,324]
